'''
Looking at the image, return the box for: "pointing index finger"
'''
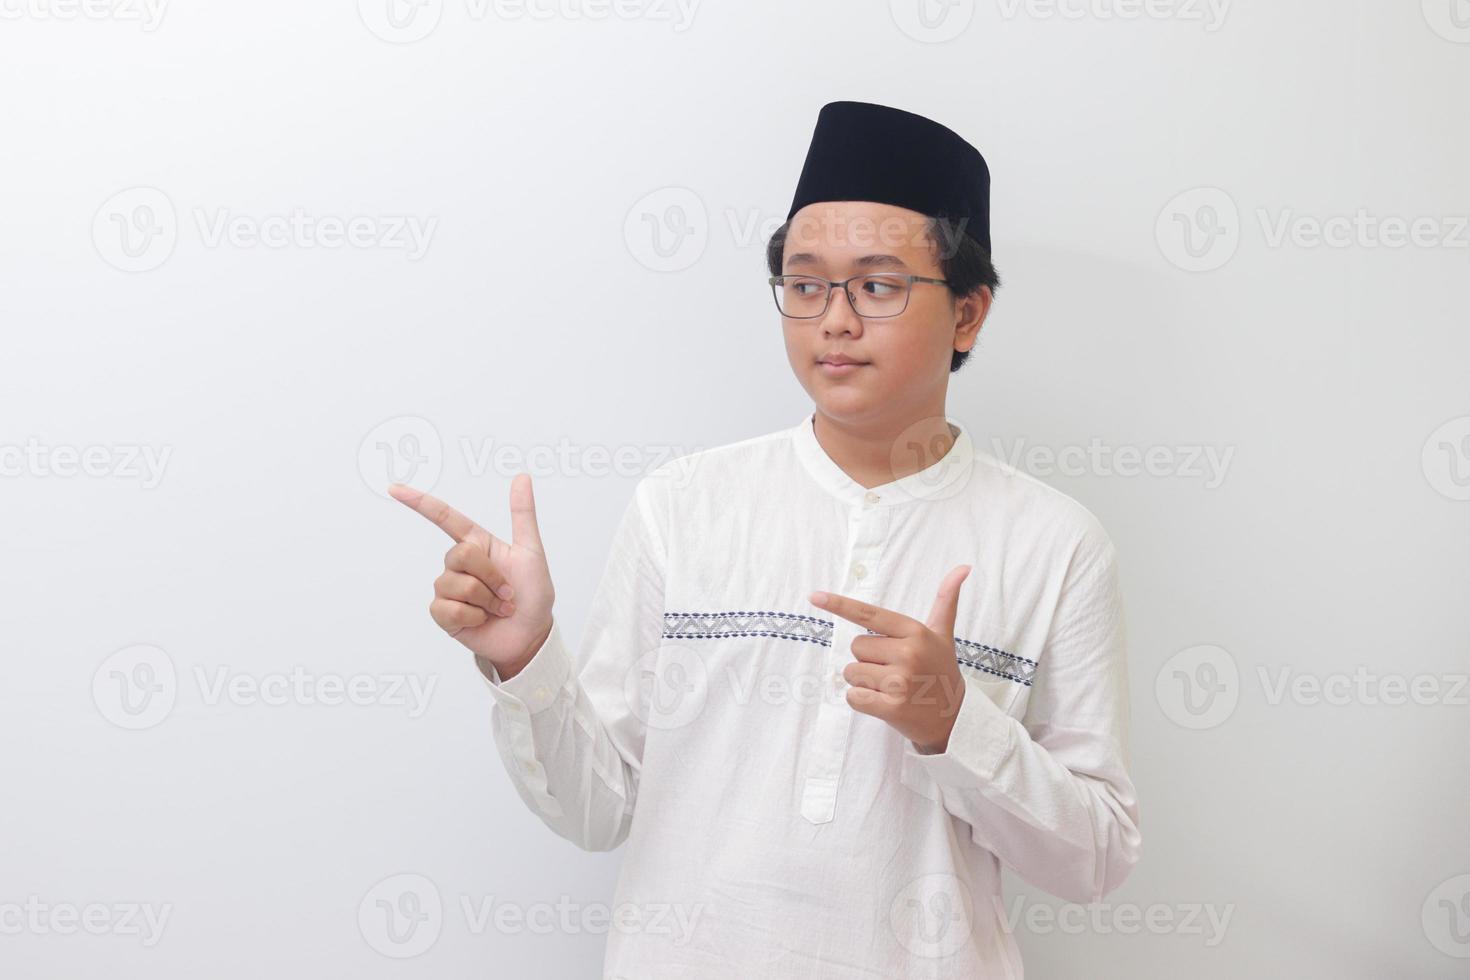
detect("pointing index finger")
[388,484,483,543]
[809,590,922,638]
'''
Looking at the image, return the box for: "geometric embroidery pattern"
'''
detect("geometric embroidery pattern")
[953,636,1037,687]
[663,610,1034,687]
[663,610,833,647]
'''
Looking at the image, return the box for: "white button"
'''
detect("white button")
[533,685,550,703]
[852,561,867,579]
[864,491,880,506]
[522,760,535,773]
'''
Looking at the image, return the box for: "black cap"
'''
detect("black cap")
[786,100,992,256]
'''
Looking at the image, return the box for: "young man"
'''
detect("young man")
[390,100,1141,978]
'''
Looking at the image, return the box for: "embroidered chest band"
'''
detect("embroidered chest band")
[661,610,1037,686]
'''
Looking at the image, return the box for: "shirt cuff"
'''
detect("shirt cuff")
[481,619,572,715]
[907,671,1017,786]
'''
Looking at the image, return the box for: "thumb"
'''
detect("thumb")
[925,564,972,639]
[508,473,545,553]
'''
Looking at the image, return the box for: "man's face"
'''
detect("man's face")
[779,201,987,429]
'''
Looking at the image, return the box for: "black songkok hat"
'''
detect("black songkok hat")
[786,101,993,256]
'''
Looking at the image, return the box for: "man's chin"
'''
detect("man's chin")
[808,384,882,423]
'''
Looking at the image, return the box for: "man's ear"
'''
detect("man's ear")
[953,286,993,354]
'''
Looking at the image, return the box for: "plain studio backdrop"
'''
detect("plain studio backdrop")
[2,2,1467,977]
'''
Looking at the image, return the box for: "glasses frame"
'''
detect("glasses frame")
[767,272,952,319]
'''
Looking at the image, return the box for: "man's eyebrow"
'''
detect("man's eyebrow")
[853,254,910,270]
[783,253,911,270]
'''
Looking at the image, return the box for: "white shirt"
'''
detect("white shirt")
[483,412,1141,979]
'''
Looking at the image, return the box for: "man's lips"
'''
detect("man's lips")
[816,357,870,375]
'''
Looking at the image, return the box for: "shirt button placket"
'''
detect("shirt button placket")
[800,494,890,825]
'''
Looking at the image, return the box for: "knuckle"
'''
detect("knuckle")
[442,601,474,627]
[458,579,488,605]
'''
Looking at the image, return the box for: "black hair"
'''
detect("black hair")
[765,215,1001,373]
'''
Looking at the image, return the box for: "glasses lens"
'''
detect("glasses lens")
[775,276,830,317]
[849,275,911,317]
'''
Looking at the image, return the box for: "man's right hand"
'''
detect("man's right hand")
[389,474,555,680]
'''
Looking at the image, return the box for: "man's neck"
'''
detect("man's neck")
[811,409,956,490]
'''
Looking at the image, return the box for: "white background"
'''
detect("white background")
[2,1,1468,977]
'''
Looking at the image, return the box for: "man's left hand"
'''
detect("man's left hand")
[809,564,972,754]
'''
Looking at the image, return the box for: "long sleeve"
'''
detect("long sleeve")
[906,522,1142,905]
[478,475,668,852]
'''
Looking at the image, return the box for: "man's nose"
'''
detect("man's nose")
[821,286,864,336]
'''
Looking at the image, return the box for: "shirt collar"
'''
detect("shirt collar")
[790,411,975,507]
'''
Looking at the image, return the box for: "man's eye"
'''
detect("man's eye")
[862,277,904,295]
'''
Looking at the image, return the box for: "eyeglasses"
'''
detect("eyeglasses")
[768,273,951,319]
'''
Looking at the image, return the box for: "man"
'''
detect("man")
[390,100,1141,978]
